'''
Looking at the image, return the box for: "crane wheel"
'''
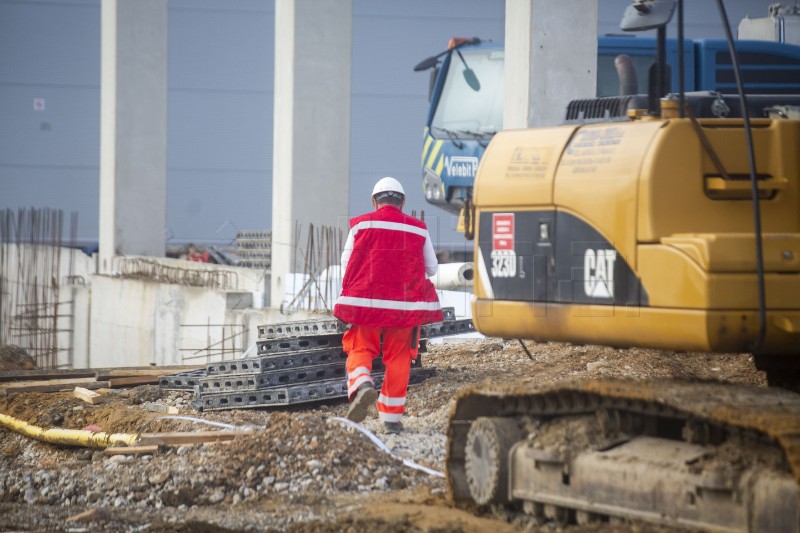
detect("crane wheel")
[464,417,522,505]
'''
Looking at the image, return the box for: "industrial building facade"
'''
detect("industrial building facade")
[0,0,776,247]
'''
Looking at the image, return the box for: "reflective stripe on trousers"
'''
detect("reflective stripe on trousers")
[377,392,406,422]
[346,365,373,398]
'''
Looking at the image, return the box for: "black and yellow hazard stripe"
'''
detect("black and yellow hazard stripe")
[421,127,445,175]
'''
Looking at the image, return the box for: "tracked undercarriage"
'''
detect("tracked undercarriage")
[447,379,800,532]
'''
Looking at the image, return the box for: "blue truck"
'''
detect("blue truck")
[415,36,800,216]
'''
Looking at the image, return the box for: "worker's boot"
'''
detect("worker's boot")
[384,421,403,434]
[346,383,378,423]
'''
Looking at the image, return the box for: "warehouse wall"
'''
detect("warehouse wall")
[0,0,780,249]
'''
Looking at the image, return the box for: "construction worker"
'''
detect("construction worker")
[334,177,443,433]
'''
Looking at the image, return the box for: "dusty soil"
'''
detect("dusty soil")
[0,338,770,532]
[0,345,36,372]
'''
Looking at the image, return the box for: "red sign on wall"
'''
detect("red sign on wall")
[492,213,515,251]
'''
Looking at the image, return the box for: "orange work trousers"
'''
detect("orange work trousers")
[343,325,419,423]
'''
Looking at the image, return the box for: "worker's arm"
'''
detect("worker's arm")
[340,229,355,277]
[423,232,438,278]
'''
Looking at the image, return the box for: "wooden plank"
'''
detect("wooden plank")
[137,431,250,446]
[0,365,202,383]
[0,378,107,395]
[107,376,160,388]
[104,445,159,456]
[2,381,109,395]
[141,401,179,414]
[95,365,204,380]
[0,369,96,383]
[1,377,99,388]
[67,508,109,523]
[74,386,102,405]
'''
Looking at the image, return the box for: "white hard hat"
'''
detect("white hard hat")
[372,177,405,199]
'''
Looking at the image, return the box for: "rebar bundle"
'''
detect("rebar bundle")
[114,257,239,290]
[283,222,344,315]
[0,207,77,369]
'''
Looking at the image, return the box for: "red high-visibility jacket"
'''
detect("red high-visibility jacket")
[334,206,443,327]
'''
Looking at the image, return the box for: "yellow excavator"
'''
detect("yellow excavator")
[447,1,800,530]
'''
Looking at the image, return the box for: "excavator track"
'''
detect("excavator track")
[447,379,800,532]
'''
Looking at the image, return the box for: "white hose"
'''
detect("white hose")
[135,415,259,437]
[327,416,445,478]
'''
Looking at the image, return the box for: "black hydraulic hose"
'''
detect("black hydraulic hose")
[677,0,685,118]
[650,27,668,115]
[714,0,767,351]
[656,27,667,98]
[687,108,732,181]
[518,339,534,360]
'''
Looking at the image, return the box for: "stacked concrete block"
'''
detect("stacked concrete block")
[160,310,473,411]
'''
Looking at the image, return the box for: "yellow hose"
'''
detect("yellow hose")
[0,413,138,448]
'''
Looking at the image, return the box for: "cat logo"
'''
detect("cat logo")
[584,249,616,298]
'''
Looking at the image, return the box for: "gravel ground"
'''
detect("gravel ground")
[0,338,768,532]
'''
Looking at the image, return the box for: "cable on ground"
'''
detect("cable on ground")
[327,416,445,478]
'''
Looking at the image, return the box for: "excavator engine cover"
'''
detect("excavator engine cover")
[471,109,800,356]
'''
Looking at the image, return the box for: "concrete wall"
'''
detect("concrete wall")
[90,275,228,367]
[87,254,278,367]
[88,273,308,368]
[0,244,283,368]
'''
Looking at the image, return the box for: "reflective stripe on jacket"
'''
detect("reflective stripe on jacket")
[334,205,443,327]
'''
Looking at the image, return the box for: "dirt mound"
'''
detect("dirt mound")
[0,345,36,371]
[0,338,769,532]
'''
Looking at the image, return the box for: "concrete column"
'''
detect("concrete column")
[99,0,167,273]
[271,0,352,307]
[504,0,598,128]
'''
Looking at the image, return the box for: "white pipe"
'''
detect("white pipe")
[135,416,257,436]
[431,262,474,291]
